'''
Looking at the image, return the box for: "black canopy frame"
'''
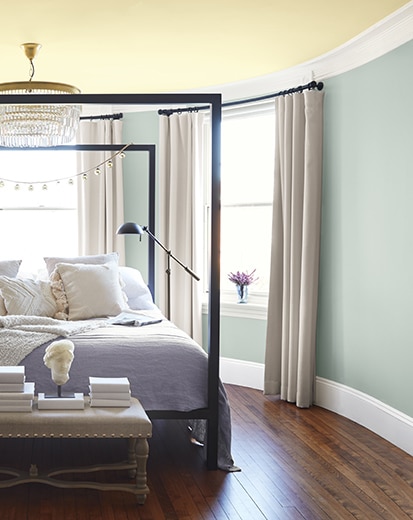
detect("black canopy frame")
[0,92,222,470]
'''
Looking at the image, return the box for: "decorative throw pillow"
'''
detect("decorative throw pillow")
[0,276,57,317]
[0,259,22,277]
[55,261,127,320]
[0,260,22,316]
[49,268,70,320]
[119,266,156,311]
[44,252,119,276]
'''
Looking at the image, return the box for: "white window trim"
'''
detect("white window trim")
[202,102,274,320]
[203,293,268,320]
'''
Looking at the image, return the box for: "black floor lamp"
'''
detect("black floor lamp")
[117,222,200,320]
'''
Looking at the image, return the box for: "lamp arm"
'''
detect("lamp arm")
[143,226,200,281]
[142,226,169,254]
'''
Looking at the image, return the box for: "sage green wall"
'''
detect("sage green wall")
[202,314,266,363]
[317,40,413,417]
[122,111,159,282]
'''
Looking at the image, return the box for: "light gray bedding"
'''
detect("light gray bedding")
[8,316,237,471]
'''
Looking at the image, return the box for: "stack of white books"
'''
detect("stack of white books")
[89,376,131,407]
[0,366,34,412]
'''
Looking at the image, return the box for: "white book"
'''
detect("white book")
[89,377,130,393]
[0,382,26,392]
[90,398,131,408]
[89,387,131,400]
[0,382,35,400]
[0,366,25,383]
[37,393,85,410]
[0,399,33,407]
[108,311,162,327]
[0,401,32,412]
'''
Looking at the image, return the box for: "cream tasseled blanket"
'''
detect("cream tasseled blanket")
[0,315,104,366]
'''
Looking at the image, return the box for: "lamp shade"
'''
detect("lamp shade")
[116,222,144,235]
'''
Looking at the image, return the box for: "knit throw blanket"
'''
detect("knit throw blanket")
[0,315,105,366]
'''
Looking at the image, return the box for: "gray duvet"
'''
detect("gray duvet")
[17,319,237,471]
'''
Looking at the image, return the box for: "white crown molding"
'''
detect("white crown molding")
[188,1,413,103]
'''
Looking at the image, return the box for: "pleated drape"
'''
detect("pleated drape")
[76,119,125,264]
[158,112,203,344]
[264,90,324,408]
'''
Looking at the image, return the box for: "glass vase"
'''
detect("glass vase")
[236,285,248,303]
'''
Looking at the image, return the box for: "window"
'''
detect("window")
[205,103,275,306]
[0,150,78,275]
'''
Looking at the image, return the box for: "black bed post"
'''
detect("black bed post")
[147,144,156,297]
[0,91,223,471]
[206,95,222,470]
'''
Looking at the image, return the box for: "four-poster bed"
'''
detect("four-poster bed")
[0,92,224,470]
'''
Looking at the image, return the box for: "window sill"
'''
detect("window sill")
[202,299,268,320]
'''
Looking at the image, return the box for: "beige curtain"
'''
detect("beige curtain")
[264,89,324,408]
[76,119,125,263]
[159,112,204,344]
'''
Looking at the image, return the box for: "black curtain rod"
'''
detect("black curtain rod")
[80,112,123,121]
[158,80,324,116]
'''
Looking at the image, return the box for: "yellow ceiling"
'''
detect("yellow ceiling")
[0,0,409,93]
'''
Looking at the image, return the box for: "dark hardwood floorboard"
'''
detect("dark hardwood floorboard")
[0,384,412,519]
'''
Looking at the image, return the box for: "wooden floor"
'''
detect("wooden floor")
[0,384,412,519]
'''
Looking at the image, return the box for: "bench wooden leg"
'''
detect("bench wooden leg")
[128,438,137,478]
[135,438,149,504]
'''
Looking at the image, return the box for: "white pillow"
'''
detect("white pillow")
[44,252,119,276]
[0,259,22,277]
[56,261,127,320]
[0,260,22,315]
[0,276,57,317]
[119,266,155,310]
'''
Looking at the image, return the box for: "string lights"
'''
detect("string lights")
[0,144,130,191]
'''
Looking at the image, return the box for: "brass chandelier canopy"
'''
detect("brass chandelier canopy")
[0,43,81,148]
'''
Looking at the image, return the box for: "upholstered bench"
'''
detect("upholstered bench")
[0,397,152,504]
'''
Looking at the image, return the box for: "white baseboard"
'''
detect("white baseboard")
[220,361,413,457]
[315,377,413,457]
[220,357,264,391]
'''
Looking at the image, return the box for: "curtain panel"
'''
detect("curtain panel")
[264,89,324,408]
[76,119,125,264]
[159,112,204,344]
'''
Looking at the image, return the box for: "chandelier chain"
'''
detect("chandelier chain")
[28,59,35,83]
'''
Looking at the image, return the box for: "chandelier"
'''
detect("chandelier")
[0,43,81,148]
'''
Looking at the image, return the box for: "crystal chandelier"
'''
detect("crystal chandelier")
[0,43,81,148]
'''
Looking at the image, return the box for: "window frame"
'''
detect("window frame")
[203,101,275,318]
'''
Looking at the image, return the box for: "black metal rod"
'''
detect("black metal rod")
[206,94,222,470]
[80,113,123,120]
[158,80,324,116]
[147,147,156,298]
[142,226,200,321]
